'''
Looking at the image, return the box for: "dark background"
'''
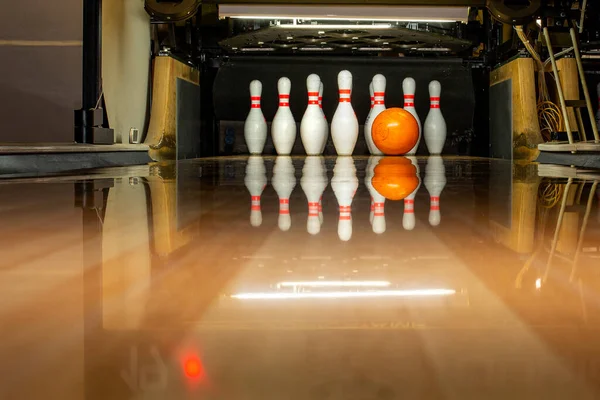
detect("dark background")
[0,0,82,143]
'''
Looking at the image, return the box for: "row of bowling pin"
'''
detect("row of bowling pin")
[244,156,447,241]
[244,71,447,157]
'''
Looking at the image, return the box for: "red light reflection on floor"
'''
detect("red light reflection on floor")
[184,356,203,379]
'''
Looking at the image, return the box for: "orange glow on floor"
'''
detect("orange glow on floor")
[184,356,203,378]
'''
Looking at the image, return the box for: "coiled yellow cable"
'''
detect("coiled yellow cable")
[514,26,564,142]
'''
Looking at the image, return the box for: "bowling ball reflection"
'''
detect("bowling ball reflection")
[372,107,419,155]
[371,157,418,200]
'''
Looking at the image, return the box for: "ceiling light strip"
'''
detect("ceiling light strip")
[219,5,468,23]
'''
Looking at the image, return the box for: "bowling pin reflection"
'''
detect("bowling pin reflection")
[319,157,326,225]
[244,156,267,227]
[365,156,386,234]
[403,156,421,230]
[272,156,296,231]
[424,156,446,226]
[301,156,328,235]
[332,156,358,241]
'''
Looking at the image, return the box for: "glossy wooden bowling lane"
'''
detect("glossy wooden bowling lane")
[1,157,600,399]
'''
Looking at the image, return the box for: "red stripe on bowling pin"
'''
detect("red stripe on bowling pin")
[430,96,440,109]
[404,199,414,213]
[373,202,385,217]
[251,195,261,211]
[430,196,440,211]
[404,94,415,107]
[339,89,351,102]
[374,91,385,106]
[339,205,351,220]
[251,96,261,108]
[308,201,319,217]
[279,94,290,107]
[279,198,290,215]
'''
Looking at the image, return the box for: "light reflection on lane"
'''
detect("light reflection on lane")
[277,280,391,288]
[231,288,457,300]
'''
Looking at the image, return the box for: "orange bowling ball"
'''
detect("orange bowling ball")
[372,108,419,155]
[371,157,419,200]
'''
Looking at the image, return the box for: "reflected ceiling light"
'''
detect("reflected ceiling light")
[219,5,468,23]
[240,47,275,52]
[278,280,391,287]
[282,24,392,30]
[299,47,334,51]
[232,289,456,300]
[415,47,452,52]
[358,47,393,51]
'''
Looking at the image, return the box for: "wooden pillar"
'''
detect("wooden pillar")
[556,58,579,134]
[145,56,200,161]
[490,58,543,161]
[102,0,151,144]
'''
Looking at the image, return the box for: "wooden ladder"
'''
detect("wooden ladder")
[543,27,600,147]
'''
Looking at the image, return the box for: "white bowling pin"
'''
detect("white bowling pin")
[300,74,328,155]
[244,156,267,227]
[331,70,359,156]
[244,80,267,155]
[424,156,446,226]
[403,78,422,155]
[272,77,296,155]
[402,156,421,230]
[272,156,296,231]
[318,82,329,154]
[331,157,358,241]
[301,156,328,235]
[364,82,375,154]
[596,83,600,132]
[424,80,447,155]
[365,156,386,234]
[365,75,386,156]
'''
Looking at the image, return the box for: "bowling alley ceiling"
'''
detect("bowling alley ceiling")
[219,23,473,54]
